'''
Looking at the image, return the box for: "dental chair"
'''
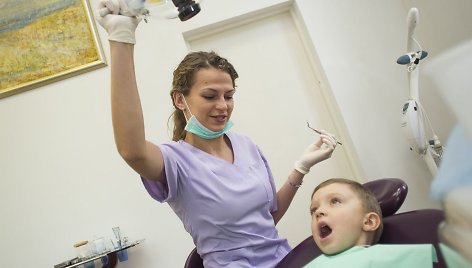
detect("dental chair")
[275,178,446,268]
[184,247,203,268]
[184,178,446,268]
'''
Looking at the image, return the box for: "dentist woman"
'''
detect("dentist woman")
[96,1,338,267]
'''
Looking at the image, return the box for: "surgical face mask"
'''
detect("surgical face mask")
[181,95,234,139]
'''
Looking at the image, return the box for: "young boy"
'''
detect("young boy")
[304,178,437,267]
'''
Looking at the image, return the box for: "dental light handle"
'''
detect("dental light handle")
[396,51,428,65]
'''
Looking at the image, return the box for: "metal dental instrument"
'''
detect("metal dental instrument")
[306,122,342,145]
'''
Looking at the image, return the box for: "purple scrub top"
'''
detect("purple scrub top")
[141,132,291,267]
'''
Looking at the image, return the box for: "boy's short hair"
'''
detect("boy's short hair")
[311,178,384,244]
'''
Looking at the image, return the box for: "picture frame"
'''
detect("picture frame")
[0,0,107,99]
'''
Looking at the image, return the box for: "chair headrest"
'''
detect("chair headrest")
[363,178,408,217]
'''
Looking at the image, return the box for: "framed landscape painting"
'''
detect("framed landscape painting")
[0,0,107,99]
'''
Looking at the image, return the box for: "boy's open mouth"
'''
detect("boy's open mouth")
[319,224,332,239]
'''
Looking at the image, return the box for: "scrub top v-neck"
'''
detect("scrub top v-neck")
[141,132,291,267]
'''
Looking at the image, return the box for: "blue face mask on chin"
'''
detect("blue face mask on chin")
[181,94,234,140]
[185,115,234,139]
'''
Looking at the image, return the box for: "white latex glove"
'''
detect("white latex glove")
[294,130,337,174]
[95,0,142,44]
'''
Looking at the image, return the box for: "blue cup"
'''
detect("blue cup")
[84,261,95,268]
[100,256,108,266]
[117,249,128,262]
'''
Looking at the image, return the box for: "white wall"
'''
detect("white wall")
[0,0,470,267]
[296,0,471,211]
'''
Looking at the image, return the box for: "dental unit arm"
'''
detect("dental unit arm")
[398,8,443,176]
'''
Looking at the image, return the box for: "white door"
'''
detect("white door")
[181,4,355,245]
